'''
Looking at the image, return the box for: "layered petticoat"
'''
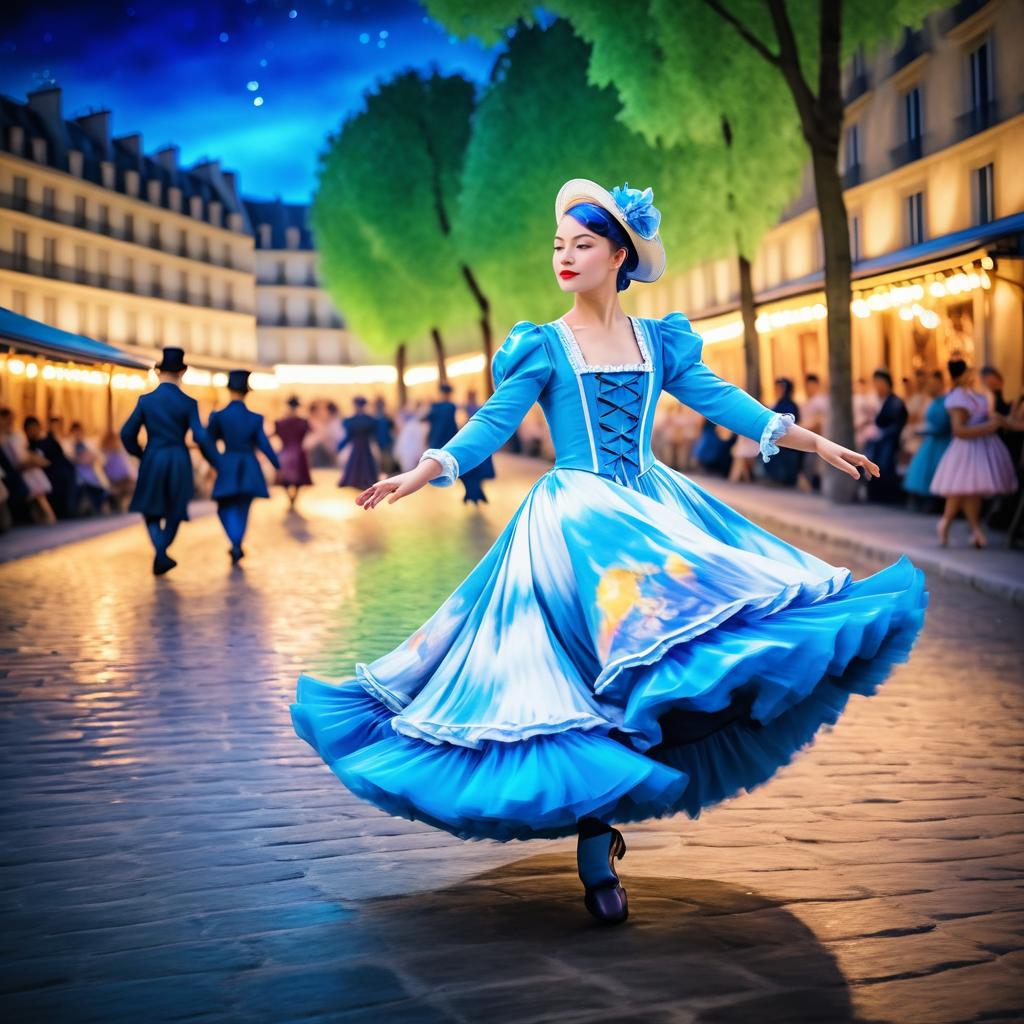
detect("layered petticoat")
[291,464,927,842]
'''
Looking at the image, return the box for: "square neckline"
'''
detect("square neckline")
[553,315,653,375]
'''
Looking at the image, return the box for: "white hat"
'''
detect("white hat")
[555,178,666,283]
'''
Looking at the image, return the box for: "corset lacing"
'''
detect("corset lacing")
[595,372,644,486]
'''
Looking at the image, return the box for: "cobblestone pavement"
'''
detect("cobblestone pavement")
[1,459,1021,1024]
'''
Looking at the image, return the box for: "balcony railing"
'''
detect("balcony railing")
[259,315,344,329]
[0,191,248,273]
[0,250,252,313]
[955,100,999,141]
[891,29,925,73]
[889,135,924,169]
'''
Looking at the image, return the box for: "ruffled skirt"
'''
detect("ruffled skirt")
[291,463,927,841]
[928,434,1018,496]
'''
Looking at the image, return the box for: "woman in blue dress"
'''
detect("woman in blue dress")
[291,179,928,925]
[903,370,951,511]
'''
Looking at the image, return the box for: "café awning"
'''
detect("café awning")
[0,307,150,370]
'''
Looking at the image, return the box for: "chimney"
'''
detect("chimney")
[222,169,239,197]
[156,145,178,172]
[192,158,221,180]
[115,132,142,157]
[27,86,62,128]
[73,109,111,152]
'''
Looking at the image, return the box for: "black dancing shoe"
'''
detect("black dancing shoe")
[153,553,177,576]
[230,545,244,564]
[577,826,629,925]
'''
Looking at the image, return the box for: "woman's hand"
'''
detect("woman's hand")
[356,462,436,510]
[813,436,879,481]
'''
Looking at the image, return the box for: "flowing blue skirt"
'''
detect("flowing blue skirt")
[291,463,927,842]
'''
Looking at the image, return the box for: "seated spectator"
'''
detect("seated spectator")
[68,421,111,515]
[26,415,78,518]
[100,432,136,513]
[0,408,55,523]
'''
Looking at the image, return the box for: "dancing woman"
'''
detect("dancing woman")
[291,179,927,924]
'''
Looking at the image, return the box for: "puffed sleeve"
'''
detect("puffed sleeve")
[660,312,794,463]
[420,321,552,486]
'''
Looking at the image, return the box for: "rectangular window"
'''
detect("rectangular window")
[98,251,109,287]
[906,191,925,245]
[124,213,135,242]
[76,301,88,333]
[96,306,109,341]
[226,281,235,309]
[970,39,992,114]
[74,195,87,227]
[99,204,111,233]
[151,263,161,297]
[43,295,57,324]
[11,290,27,315]
[12,176,28,210]
[43,237,57,272]
[844,123,860,170]
[74,244,87,282]
[13,229,28,269]
[905,87,923,141]
[150,221,161,248]
[307,296,317,325]
[42,186,56,217]
[974,163,994,224]
[850,214,862,262]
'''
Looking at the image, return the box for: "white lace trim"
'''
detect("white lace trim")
[553,315,653,374]
[420,447,459,486]
[759,412,796,463]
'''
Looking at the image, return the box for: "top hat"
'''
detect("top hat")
[555,178,666,283]
[155,347,188,373]
[439,382,454,394]
[227,369,251,393]
[286,395,301,408]
[353,395,368,407]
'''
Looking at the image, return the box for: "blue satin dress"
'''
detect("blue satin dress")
[291,313,928,842]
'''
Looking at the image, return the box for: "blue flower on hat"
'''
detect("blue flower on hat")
[610,182,661,240]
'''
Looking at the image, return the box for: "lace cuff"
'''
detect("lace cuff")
[759,412,796,463]
[420,447,459,487]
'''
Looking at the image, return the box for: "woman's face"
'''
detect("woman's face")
[553,212,625,294]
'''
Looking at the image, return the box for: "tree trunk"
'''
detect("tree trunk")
[812,148,857,504]
[737,254,760,400]
[461,263,494,396]
[431,328,448,386]
[395,343,407,409]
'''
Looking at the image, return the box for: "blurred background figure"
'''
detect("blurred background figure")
[101,432,136,513]
[0,408,55,524]
[694,418,734,478]
[394,401,429,473]
[763,377,802,487]
[373,396,397,476]
[423,382,458,454]
[458,387,494,505]
[853,377,881,451]
[26,415,77,518]
[337,395,379,490]
[865,369,907,504]
[69,421,111,515]
[930,359,1017,549]
[902,370,951,513]
[274,396,313,511]
[797,373,830,492]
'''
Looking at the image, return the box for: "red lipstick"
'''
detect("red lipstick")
[559,270,579,279]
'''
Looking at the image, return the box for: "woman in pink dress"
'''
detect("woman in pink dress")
[930,359,1015,548]
[274,396,313,510]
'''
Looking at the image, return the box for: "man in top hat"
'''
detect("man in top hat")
[337,395,379,490]
[120,347,219,574]
[208,370,281,564]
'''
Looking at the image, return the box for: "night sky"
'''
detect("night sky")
[0,0,505,201]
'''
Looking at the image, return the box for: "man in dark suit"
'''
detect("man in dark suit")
[120,347,218,575]
[208,369,280,564]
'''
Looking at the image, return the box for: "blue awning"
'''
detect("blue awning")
[0,307,149,370]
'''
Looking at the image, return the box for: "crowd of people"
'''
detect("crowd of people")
[2,357,1021,550]
[651,360,1024,546]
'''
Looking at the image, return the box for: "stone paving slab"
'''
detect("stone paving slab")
[0,460,1021,1023]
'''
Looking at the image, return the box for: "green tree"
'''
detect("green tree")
[312,70,491,397]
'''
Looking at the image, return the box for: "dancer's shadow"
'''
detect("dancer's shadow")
[282,507,313,544]
[325,853,869,1023]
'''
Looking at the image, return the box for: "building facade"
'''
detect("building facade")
[626,0,1024,405]
[243,197,357,367]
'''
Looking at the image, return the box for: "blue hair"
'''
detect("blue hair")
[565,202,639,292]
